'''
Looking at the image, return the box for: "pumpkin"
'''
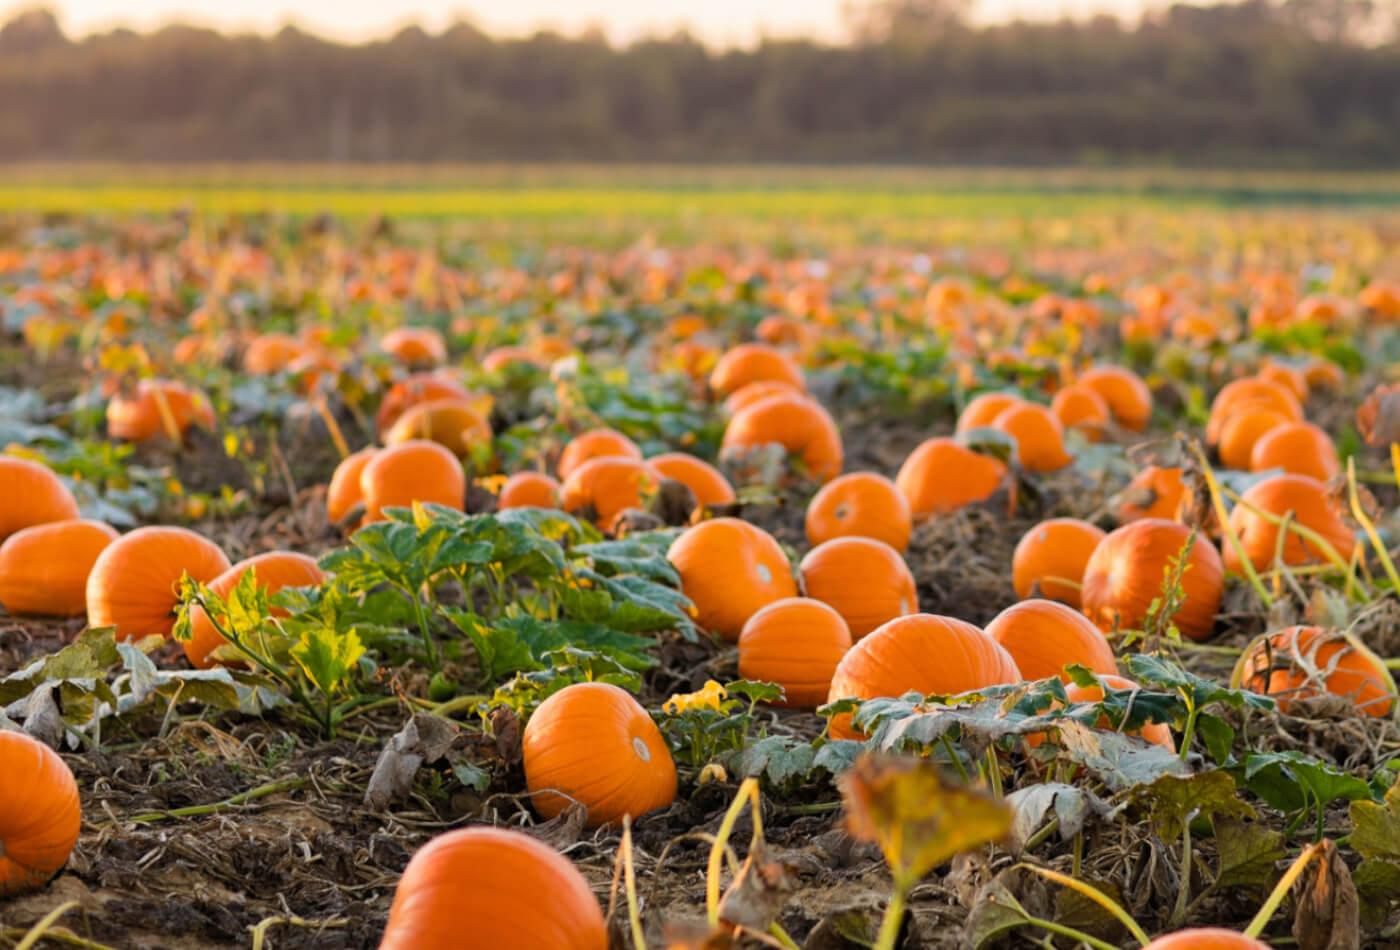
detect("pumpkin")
[721,392,843,483]
[1081,518,1223,642]
[556,428,643,482]
[1257,362,1309,402]
[1233,625,1395,719]
[756,314,811,349]
[805,471,912,552]
[560,457,659,531]
[646,453,736,510]
[1249,421,1341,481]
[826,613,1022,739]
[991,402,1072,472]
[800,537,917,640]
[0,457,79,541]
[1076,366,1152,431]
[1061,674,1176,751]
[480,346,541,374]
[242,333,304,375]
[667,518,797,640]
[359,440,466,522]
[383,398,493,460]
[380,327,447,368]
[1222,474,1353,575]
[106,379,215,442]
[955,392,1022,433]
[0,520,119,617]
[1011,518,1106,608]
[522,682,676,828]
[1216,405,1288,470]
[737,598,853,708]
[708,343,805,398]
[326,447,378,523]
[1360,280,1400,320]
[1205,377,1302,444]
[86,526,231,641]
[184,551,325,669]
[375,372,475,434]
[1116,466,1188,523]
[723,379,803,416]
[895,438,1006,518]
[497,472,562,510]
[0,731,81,898]
[1050,385,1112,441]
[1142,930,1270,950]
[1304,359,1345,391]
[984,599,1117,683]
[381,826,607,950]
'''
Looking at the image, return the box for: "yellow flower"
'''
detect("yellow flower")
[663,679,728,714]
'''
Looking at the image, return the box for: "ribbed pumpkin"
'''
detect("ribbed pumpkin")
[667,518,797,640]
[1011,518,1106,608]
[496,472,562,510]
[106,379,215,442]
[380,326,447,368]
[1205,377,1303,445]
[184,551,325,669]
[0,457,79,542]
[1076,366,1152,431]
[1050,385,1112,441]
[1081,519,1223,642]
[991,402,1072,472]
[1217,405,1289,471]
[737,598,853,708]
[826,614,1022,739]
[721,392,843,483]
[383,398,493,460]
[1061,674,1176,751]
[800,537,917,640]
[381,827,607,950]
[1142,930,1270,950]
[805,471,912,552]
[86,526,231,641]
[523,682,676,828]
[375,372,474,434]
[326,447,378,523]
[556,428,643,482]
[1249,421,1341,482]
[359,440,466,522]
[895,438,1006,518]
[559,457,659,531]
[708,343,805,398]
[0,731,81,898]
[1116,466,1189,523]
[242,333,304,375]
[1234,625,1395,719]
[0,520,118,616]
[723,379,803,416]
[646,453,736,509]
[984,599,1117,683]
[1223,474,1354,575]
[956,392,1022,433]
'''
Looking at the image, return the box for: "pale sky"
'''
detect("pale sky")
[32,0,1151,45]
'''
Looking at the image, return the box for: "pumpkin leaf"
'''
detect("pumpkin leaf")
[734,734,816,786]
[1054,719,1188,792]
[1233,750,1373,819]
[1130,770,1253,841]
[1348,780,1400,862]
[1212,816,1287,893]
[290,626,366,697]
[1123,653,1275,713]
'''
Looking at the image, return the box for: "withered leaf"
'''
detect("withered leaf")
[1292,839,1360,950]
[718,838,796,931]
[1131,770,1253,842]
[1213,816,1286,893]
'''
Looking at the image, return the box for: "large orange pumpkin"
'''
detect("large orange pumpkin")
[380,327,447,368]
[556,428,643,482]
[1249,421,1341,482]
[326,447,378,523]
[0,731,81,898]
[559,457,659,531]
[0,457,79,542]
[375,372,474,434]
[805,471,912,552]
[895,438,1006,518]
[984,599,1117,683]
[381,826,607,950]
[826,613,1022,739]
[721,392,843,483]
[1116,466,1189,523]
[184,551,325,669]
[0,520,118,616]
[522,682,676,828]
[1050,385,1112,441]
[646,453,736,509]
[723,379,803,416]
[1222,474,1354,575]
[496,472,562,510]
[991,402,1072,472]
[1205,377,1302,445]
[359,440,466,522]
[1216,405,1289,471]
[106,379,215,442]
[799,537,917,639]
[1080,519,1223,642]
[86,526,231,641]
[1010,518,1106,609]
[708,343,805,398]
[1076,366,1152,431]
[956,392,1022,433]
[383,398,493,460]
[667,518,797,640]
[1234,625,1395,719]
[1143,930,1270,950]
[737,598,853,708]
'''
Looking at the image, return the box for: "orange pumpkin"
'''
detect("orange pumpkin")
[383,398,493,460]
[826,614,1022,739]
[85,526,231,641]
[559,457,659,531]
[1304,359,1345,391]
[1223,474,1353,575]
[1061,674,1176,751]
[380,827,607,950]
[1234,625,1395,719]
[800,537,917,640]
[721,392,843,483]
[1205,377,1302,445]
[242,333,304,375]
[523,682,676,827]
[496,472,562,510]
[1117,466,1189,523]
[1076,366,1152,431]
[1142,930,1271,950]
[1217,405,1289,471]
[556,428,643,482]
[1257,362,1309,402]
[895,438,1006,518]
[646,453,736,510]
[0,731,81,898]
[1011,518,1105,608]
[1050,385,1112,441]
[375,372,473,434]
[1360,280,1400,321]
[0,520,119,616]
[480,346,541,374]
[0,457,79,541]
[106,379,215,442]
[984,599,1116,683]
[1081,519,1223,642]
[708,343,805,398]
[380,327,447,368]
[956,392,1022,433]
[805,471,912,552]
[326,447,378,523]
[1249,421,1341,481]
[991,402,1072,472]
[360,440,466,522]
[667,518,797,640]
[184,551,325,669]
[723,379,803,416]
[737,598,853,708]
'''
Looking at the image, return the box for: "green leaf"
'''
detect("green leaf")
[1124,653,1275,713]
[1197,713,1236,765]
[1349,782,1400,862]
[735,734,817,786]
[451,760,492,793]
[813,739,864,775]
[1235,750,1373,819]
[1056,719,1188,792]
[1131,770,1253,842]
[725,680,785,706]
[289,627,365,696]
